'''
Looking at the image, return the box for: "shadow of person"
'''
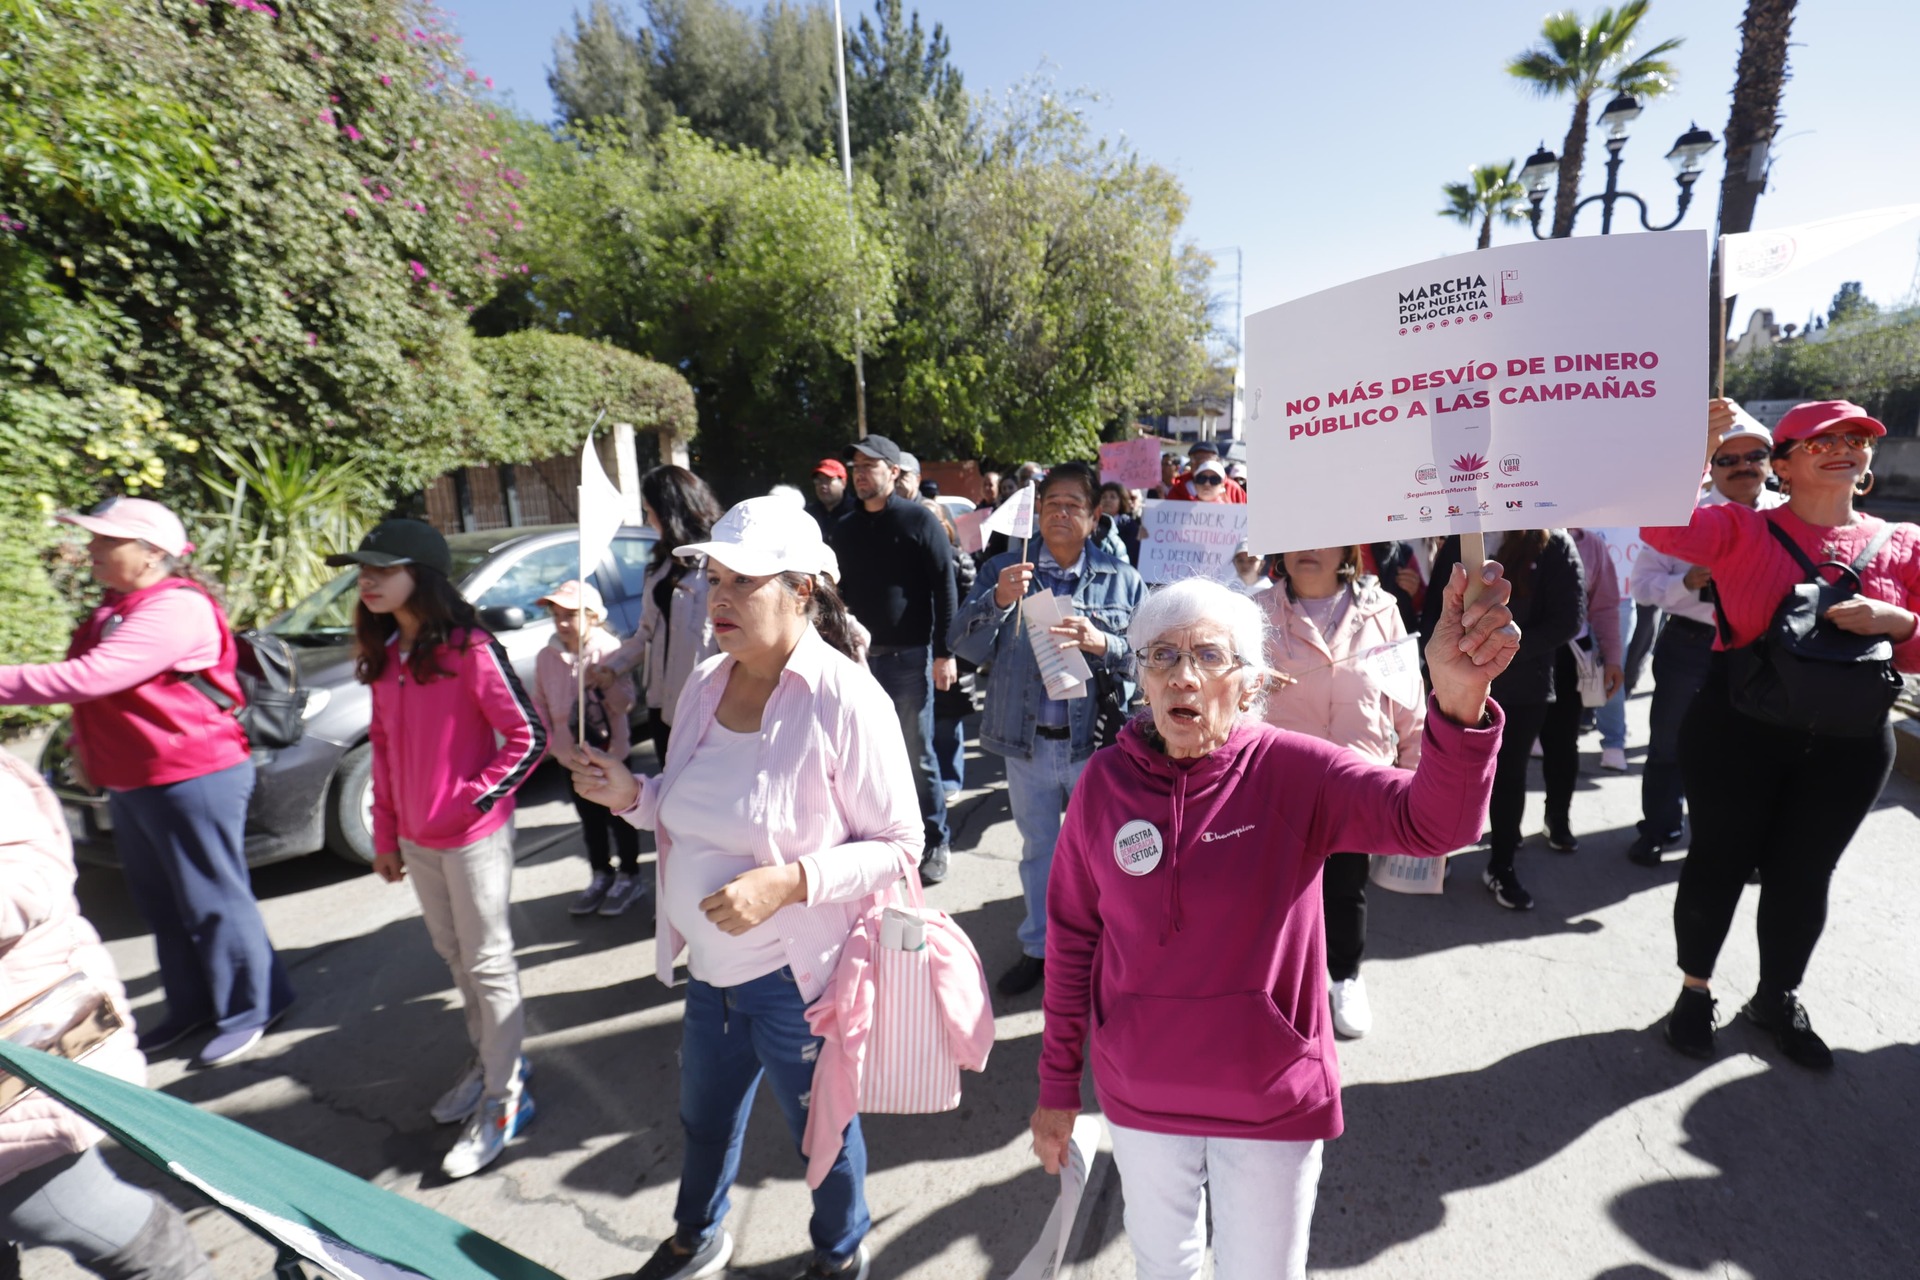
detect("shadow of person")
[1312,1025,1716,1268]
[1608,1043,1920,1280]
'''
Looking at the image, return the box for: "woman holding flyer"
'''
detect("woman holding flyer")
[1260,546,1423,1039]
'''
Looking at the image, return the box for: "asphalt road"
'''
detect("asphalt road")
[18,691,1920,1280]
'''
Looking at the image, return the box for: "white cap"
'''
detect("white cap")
[1194,458,1227,478]
[675,496,842,583]
[58,497,194,558]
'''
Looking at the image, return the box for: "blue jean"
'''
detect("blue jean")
[1004,736,1088,959]
[675,969,868,1268]
[107,760,292,1035]
[1594,606,1636,750]
[932,711,965,794]
[866,646,950,852]
[1641,617,1714,841]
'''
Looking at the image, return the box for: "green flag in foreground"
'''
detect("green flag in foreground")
[0,1043,566,1280]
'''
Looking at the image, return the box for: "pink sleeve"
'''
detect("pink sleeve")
[801,676,921,906]
[1312,697,1504,859]
[1038,772,1104,1112]
[1891,534,1920,674]
[1641,502,1746,569]
[0,591,219,706]
[530,649,561,761]
[463,636,546,814]
[1588,549,1623,667]
[368,683,398,856]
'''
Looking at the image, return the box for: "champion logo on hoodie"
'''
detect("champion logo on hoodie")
[1201,824,1256,843]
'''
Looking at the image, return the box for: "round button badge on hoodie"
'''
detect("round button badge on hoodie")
[1113,819,1164,876]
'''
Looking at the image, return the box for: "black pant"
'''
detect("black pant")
[1639,617,1714,840]
[1624,603,1661,695]
[648,708,672,764]
[1488,701,1552,871]
[1323,853,1369,981]
[572,790,640,875]
[1673,658,1895,991]
[1538,646,1585,828]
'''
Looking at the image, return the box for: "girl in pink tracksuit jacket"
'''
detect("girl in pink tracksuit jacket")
[328,520,545,1181]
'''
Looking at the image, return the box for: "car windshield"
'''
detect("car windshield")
[269,548,491,642]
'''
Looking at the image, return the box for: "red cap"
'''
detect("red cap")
[813,458,847,480]
[1773,399,1886,445]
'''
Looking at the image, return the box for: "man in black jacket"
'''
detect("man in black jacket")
[806,458,855,532]
[829,434,959,883]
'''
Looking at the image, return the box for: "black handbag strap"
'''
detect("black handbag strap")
[1765,516,1895,583]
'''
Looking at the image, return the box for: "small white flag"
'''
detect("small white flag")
[1720,204,1920,294]
[578,433,625,584]
[1364,636,1424,712]
[983,482,1035,541]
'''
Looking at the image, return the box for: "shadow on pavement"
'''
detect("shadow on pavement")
[1609,1043,1920,1280]
[1312,1025,1715,1268]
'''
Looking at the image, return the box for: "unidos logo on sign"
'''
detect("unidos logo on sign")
[1449,452,1490,482]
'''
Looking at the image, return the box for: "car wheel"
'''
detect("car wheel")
[324,743,376,866]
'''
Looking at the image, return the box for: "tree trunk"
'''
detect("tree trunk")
[1478,212,1492,251]
[1551,95,1591,239]
[1710,0,1798,390]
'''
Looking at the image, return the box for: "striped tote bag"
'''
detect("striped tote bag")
[860,869,966,1114]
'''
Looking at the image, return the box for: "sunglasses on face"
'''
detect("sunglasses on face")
[1794,432,1875,456]
[1711,448,1770,468]
[1138,644,1242,674]
[1193,474,1225,487]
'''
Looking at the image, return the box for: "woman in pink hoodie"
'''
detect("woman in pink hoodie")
[326,519,545,1182]
[1032,563,1519,1280]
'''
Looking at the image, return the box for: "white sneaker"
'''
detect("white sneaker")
[1329,976,1373,1039]
[432,1055,529,1125]
[1600,746,1628,772]
[442,1081,535,1179]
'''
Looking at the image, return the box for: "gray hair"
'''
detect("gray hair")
[1127,577,1273,720]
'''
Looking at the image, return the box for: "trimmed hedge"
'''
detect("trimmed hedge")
[472,332,696,461]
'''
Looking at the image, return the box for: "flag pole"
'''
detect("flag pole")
[579,411,609,753]
[831,0,867,438]
[1460,531,1487,610]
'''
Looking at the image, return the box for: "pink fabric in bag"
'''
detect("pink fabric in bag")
[801,869,993,1188]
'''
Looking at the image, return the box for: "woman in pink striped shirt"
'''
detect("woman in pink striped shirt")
[1643,398,1920,1071]
[567,496,918,1280]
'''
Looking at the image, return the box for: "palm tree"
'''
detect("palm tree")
[1439,162,1529,250]
[1508,3,1684,238]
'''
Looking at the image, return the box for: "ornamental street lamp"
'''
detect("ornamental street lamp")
[1520,94,1718,238]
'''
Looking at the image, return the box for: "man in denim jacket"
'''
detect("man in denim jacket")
[949,461,1147,997]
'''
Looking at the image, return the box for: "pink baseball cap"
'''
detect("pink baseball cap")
[1773,399,1886,446]
[57,497,194,558]
[536,579,605,615]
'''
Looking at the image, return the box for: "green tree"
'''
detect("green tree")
[1507,3,1683,238]
[1439,161,1528,250]
[1827,281,1879,328]
[845,0,966,161]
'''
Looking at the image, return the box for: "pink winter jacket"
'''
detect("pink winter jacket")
[1260,580,1423,769]
[1039,703,1502,1141]
[531,629,633,762]
[0,754,145,1183]
[1570,529,1624,667]
[801,894,994,1187]
[369,629,546,855]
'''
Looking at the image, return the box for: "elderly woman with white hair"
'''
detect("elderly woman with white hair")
[1030,560,1521,1280]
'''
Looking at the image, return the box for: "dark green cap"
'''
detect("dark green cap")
[324,519,452,577]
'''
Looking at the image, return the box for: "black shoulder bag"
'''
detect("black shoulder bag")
[1716,520,1902,738]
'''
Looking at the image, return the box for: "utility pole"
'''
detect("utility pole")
[831,0,867,438]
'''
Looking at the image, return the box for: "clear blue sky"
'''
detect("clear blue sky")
[448,0,1919,341]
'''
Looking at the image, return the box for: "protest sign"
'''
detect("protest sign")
[953,506,992,554]
[1098,437,1163,490]
[984,482,1035,541]
[1721,205,1920,293]
[1137,499,1250,585]
[1244,232,1707,555]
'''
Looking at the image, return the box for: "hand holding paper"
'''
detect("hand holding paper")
[1021,592,1092,700]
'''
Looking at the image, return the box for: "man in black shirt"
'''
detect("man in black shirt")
[806,458,855,533]
[829,434,958,883]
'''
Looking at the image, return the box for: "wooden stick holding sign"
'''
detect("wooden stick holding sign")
[1460,531,1488,610]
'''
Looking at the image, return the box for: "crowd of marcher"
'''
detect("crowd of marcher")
[1,395,1916,1280]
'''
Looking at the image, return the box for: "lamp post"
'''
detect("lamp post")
[1519,94,1718,238]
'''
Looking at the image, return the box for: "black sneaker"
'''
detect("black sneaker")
[996,955,1045,996]
[1742,990,1834,1070]
[1481,866,1534,911]
[791,1244,870,1280]
[633,1231,732,1280]
[1626,833,1670,867]
[1664,985,1717,1059]
[1543,822,1579,853]
[919,844,950,886]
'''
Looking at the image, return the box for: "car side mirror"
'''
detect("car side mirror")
[478,605,528,632]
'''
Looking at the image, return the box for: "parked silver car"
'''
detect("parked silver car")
[43,522,658,868]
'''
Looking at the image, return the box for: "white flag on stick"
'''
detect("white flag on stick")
[983,482,1035,540]
[1721,204,1920,293]
[578,433,625,585]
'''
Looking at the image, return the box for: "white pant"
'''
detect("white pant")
[1107,1121,1323,1280]
[401,824,524,1099]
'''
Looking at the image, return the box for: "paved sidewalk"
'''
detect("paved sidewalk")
[20,690,1920,1279]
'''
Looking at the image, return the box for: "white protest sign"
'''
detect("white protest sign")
[1244,232,1707,554]
[1592,526,1642,604]
[1137,499,1250,585]
[984,482,1035,540]
[953,506,992,554]
[1364,636,1423,711]
[1098,437,1163,490]
[1721,204,1920,293]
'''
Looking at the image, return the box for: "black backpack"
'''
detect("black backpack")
[1716,520,1902,738]
[189,630,306,751]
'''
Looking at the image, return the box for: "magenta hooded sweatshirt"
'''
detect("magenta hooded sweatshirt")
[1038,699,1502,1141]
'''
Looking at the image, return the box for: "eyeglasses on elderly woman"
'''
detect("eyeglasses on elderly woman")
[1136,643,1244,674]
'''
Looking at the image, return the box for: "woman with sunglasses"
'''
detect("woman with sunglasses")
[1644,398,1920,1070]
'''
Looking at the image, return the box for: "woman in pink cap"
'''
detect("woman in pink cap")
[0,497,292,1071]
[1643,398,1920,1070]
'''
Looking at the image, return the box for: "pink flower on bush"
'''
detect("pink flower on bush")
[318,109,335,125]
[343,124,362,142]
[408,260,428,280]
[380,74,391,86]
[305,332,319,347]
[344,205,360,218]
[230,0,278,15]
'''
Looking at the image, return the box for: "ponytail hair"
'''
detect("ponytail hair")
[779,571,859,660]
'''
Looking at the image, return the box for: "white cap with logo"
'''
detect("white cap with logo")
[675,496,841,583]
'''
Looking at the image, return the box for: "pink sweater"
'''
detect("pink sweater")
[531,629,632,761]
[1570,529,1623,666]
[1040,703,1502,1140]
[1641,504,1920,669]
